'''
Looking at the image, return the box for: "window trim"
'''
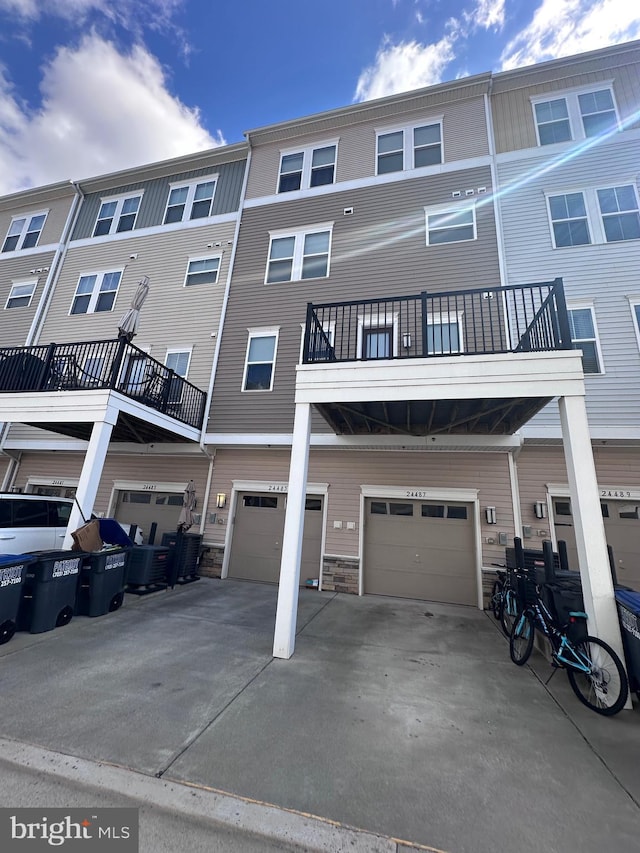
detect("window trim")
[69,269,123,316]
[92,192,143,237]
[544,184,640,247]
[567,302,604,375]
[241,327,280,392]
[265,223,333,284]
[629,298,640,354]
[165,348,192,403]
[531,82,619,147]
[163,175,219,225]
[375,118,444,176]
[357,312,399,359]
[277,140,339,194]
[2,210,48,253]
[425,311,464,355]
[546,190,592,249]
[5,279,37,309]
[425,203,477,246]
[183,254,222,287]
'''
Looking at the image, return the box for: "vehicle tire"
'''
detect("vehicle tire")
[510,611,535,665]
[500,588,518,637]
[0,619,16,645]
[108,592,124,612]
[566,636,629,716]
[55,606,73,628]
[491,579,503,620]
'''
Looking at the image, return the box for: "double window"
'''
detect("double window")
[93,194,142,237]
[266,226,332,283]
[377,121,442,175]
[242,328,279,391]
[425,205,476,245]
[2,212,47,252]
[278,143,337,193]
[164,177,217,224]
[533,87,618,146]
[70,270,122,315]
[547,185,640,247]
[184,256,221,286]
[568,306,602,374]
[5,280,36,309]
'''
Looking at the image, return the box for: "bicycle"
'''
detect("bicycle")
[489,565,520,638]
[509,575,628,716]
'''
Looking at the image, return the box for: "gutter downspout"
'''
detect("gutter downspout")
[483,76,508,289]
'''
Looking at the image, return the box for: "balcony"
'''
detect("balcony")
[0,338,207,443]
[298,278,582,436]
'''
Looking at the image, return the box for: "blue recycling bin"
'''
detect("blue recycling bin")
[615,588,640,697]
[0,554,35,644]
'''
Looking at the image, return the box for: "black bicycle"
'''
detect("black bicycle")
[509,578,628,716]
[490,566,520,637]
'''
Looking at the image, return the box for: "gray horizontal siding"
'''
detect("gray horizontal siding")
[0,251,57,346]
[72,159,247,240]
[208,165,498,434]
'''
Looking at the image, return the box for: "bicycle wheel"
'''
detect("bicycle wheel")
[510,611,535,665]
[490,579,503,620]
[566,636,628,716]
[500,588,518,637]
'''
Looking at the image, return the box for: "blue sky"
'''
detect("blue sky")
[0,0,639,194]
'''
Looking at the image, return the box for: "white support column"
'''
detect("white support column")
[63,415,116,549]
[558,395,627,663]
[273,402,312,659]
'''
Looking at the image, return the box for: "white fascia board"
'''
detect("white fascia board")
[70,211,238,250]
[203,432,523,450]
[3,438,89,451]
[0,243,60,261]
[522,424,640,441]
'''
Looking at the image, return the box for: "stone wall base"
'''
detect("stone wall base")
[322,556,359,595]
[199,544,224,579]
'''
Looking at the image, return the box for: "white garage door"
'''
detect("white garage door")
[364,498,477,605]
[228,492,323,585]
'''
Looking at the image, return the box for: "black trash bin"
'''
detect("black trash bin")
[615,588,640,698]
[76,547,131,617]
[17,550,86,633]
[0,554,35,644]
[125,545,170,595]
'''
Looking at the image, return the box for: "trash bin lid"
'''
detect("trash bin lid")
[615,588,640,617]
[0,554,34,565]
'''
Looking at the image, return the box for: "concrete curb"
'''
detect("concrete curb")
[0,738,443,853]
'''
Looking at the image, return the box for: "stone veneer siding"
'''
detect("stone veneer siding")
[199,544,224,578]
[321,556,359,594]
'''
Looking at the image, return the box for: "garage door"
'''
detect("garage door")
[114,490,185,544]
[228,492,323,585]
[364,498,476,605]
[554,498,640,592]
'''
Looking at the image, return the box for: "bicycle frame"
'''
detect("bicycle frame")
[520,593,592,675]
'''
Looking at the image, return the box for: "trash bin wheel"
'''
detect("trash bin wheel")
[109,591,124,612]
[55,606,74,628]
[0,619,16,645]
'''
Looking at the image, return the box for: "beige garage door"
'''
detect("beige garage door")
[364,498,476,605]
[554,498,640,591]
[228,492,323,585]
[114,490,184,544]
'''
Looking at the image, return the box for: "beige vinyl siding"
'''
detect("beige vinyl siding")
[497,138,640,434]
[36,223,237,393]
[492,45,640,153]
[206,447,513,568]
[0,194,75,249]
[246,96,490,199]
[209,165,498,434]
[0,253,56,345]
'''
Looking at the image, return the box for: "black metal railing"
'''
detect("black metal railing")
[303,278,572,364]
[0,338,206,429]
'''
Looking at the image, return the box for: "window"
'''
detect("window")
[266,227,331,283]
[93,194,142,236]
[165,350,191,403]
[243,495,278,508]
[425,206,476,245]
[363,328,392,359]
[568,307,602,374]
[70,270,122,315]
[184,256,221,286]
[2,212,47,252]
[597,185,640,243]
[632,302,640,342]
[426,316,463,355]
[243,329,278,391]
[548,193,591,247]
[163,177,217,224]
[533,87,618,146]
[278,144,336,193]
[5,280,36,309]
[377,121,442,174]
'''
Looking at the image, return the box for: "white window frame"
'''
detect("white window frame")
[69,269,123,316]
[183,255,222,287]
[163,175,219,224]
[545,184,640,247]
[596,184,640,243]
[426,312,464,355]
[242,327,279,392]
[277,140,338,193]
[2,211,48,253]
[165,348,192,403]
[93,192,143,237]
[546,191,592,249]
[531,83,619,146]
[5,279,37,309]
[357,312,399,359]
[567,302,604,375]
[265,224,333,284]
[629,298,640,354]
[376,118,443,176]
[425,203,476,246]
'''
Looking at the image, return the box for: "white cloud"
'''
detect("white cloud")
[500,0,640,70]
[0,34,222,195]
[472,0,506,31]
[354,34,457,101]
[0,0,182,27]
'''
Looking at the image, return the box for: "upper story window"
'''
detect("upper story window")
[184,256,221,287]
[546,184,639,247]
[2,212,47,252]
[278,144,337,193]
[163,177,217,224]
[597,185,640,242]
[568,306,602,374]
[242,328,279,391]
[426,313,463,355]
[377,121,442,175]
[93,194,142,236]
[165,349,191,403]
[548,193,591,247]
[425,205,476,245]
[70,270,122,315]
[266,225,332,283]
[5,280,37,309]
[532,86,618,146]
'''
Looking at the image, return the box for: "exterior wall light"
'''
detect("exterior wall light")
[216,493,227,509]
[485,506,497,524]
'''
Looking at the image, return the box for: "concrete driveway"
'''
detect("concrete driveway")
[0,578,638,852]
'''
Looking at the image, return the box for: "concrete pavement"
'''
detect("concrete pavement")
[0,578,638,852]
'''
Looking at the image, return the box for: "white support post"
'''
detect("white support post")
[273,402,311,659]
[62,416,116,549]
[558,395,628,671]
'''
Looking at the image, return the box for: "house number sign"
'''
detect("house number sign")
[267,484,287,492]
[600,489,639,500]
